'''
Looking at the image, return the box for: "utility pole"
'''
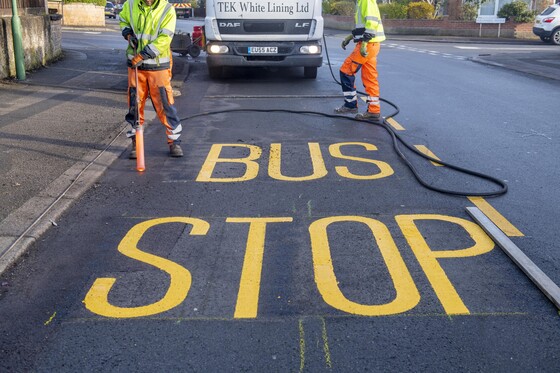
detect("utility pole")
[11,0,26,80]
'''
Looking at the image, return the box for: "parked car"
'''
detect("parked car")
[105,2,117,19]
[533,4,560,45]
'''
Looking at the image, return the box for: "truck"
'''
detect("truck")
[204,0,324,79]
[169,0,193,18]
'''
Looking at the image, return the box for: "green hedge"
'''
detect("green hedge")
[64,0,106,6]
[330,0,355,16]
[378,3,408,20]
[407,2,434,19]
[460,3,479,21]
[497,1,536,23]
[327,0,436,20]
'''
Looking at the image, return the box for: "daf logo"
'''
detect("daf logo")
[219,22,241,27]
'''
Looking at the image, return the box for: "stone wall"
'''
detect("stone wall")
[323,14,537,39]
[54,3,105,27]
[0,19,7,78]
[0,15,62,79]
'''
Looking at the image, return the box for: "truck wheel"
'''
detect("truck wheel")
[551,28,560,45]
[304,67,317,79]
[188,45,201,58]
[208,66,223,79]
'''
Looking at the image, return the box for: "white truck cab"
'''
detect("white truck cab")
[204,0,324,79]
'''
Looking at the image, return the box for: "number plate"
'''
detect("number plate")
[248,47,278,54]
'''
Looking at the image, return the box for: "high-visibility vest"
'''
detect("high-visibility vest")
[119,0,177,70]
[354,0,385,43]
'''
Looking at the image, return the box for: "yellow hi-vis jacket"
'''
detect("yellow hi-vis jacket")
[354,0,385,43]
[119,0,177,70]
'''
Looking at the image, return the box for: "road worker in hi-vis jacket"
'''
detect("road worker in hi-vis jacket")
[120,0,184,158]
[335,0,386,124]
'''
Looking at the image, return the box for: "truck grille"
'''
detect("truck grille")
[244,22,284,33]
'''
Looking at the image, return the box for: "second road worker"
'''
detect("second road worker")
[335,0,385,125]
[119,0,184,158]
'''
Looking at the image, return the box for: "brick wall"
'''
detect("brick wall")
[324,14,538,39]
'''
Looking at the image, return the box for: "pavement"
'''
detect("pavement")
[0,30,558,275]
[381,34,560,81]
[0,35,190,274]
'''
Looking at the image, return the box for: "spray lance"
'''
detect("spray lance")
[129,36,145,172]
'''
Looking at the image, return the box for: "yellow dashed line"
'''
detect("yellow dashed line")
[413,145,523,237]
[385,117,406,131]
[360,96,405,130]
[468,197,524,237]
[414,145,444,166]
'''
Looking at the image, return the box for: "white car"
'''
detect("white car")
[533,4,560,45]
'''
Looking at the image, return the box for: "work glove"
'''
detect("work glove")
[130,53,145,68]
[363,32,374,41]
[127,35,139,50]
[131,50,154,67]
[341,34,353,50]
[360,42,368,58]
[122,27,134,40]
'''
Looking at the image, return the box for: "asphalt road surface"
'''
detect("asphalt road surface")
[1,27,559,371]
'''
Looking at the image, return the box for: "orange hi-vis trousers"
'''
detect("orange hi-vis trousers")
[126,67,182,144]
[339,41,381,114]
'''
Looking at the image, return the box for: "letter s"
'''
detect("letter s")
[84,217,210,318]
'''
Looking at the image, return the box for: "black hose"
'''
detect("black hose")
[322,34,506,197]
[178,35,508,197]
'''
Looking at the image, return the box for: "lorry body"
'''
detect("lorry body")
[169,0,193,18]
[204,0,324,78]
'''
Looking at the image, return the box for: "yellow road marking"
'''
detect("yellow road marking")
[66,311,530,324]
[84,217,209,318]
[414,145,444,166]
[228,217,293,318]
[358,96,405,129]
[329,142,394,180]
[44,311,56,325]
[396,214,495,315]
[269,143,328,181]
[309,216,420,316]
[385,117,406,131]
[196,144,262,182]
[321,317,333,369]
[299,319,306,372]
[468,197,524,237]
[414,146,523,237]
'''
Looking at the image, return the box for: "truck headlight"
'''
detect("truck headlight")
[300,45,321,54]
[208,44,229,54]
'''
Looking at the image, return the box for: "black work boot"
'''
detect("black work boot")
[334,105,358,114]
[355,112,382,125]
[169,143,183,158]
[129,137,137,159]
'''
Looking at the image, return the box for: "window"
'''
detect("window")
[477,0,531,17]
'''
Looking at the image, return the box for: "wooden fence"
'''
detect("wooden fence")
[0,0,46,16]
